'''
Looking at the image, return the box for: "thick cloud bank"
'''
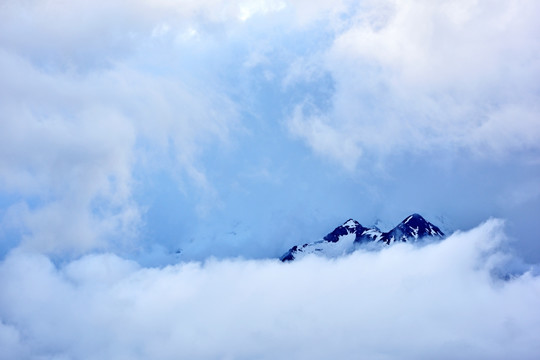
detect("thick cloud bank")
[1,219,539,359]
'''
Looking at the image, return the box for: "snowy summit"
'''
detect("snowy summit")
[280,214,444,262]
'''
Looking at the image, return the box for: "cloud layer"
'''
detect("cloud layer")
[1,220,539,359]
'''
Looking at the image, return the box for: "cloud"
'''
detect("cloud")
[0,220,539,359]
[287,0,540,169]
[0,0,294,70]
[1,0,539,268]
[0,50,140,254]
[0,0,241,255]
[288,103,363,171]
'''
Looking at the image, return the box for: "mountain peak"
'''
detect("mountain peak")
[323,219,367,243]
[403,213,424,224]
[343,219,359,228]
[382,213,444,244]
[281,214,444,261]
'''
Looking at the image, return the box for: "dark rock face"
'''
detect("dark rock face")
[280,214,444,262]
[279,246,297,262]
[324,219,369,243]
[379,213,444,244]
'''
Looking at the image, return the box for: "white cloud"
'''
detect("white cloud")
[0,50,140,254]
[1,220,539,359]
[288,104,363,171]
[1,0,539,267]
[0,0,293,67]
[0,0,240,254]
[238,0,286,22]
[287,0,540,169]
[0,321,27,360]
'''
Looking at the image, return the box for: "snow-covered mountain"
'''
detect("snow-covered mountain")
[280,214,444,262]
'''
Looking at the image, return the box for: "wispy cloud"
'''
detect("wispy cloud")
[287,0,540,168]
[0,1,241,254]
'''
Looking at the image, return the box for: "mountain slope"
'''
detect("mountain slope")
[280,214,444,262]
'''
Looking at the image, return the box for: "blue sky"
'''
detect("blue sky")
[1,0,540,264]
[2,1,540,358]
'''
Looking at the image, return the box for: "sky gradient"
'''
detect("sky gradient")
[1,1,540,357]
[1,0,539,263]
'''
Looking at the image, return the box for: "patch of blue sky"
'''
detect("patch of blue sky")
[0,194,44,259]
